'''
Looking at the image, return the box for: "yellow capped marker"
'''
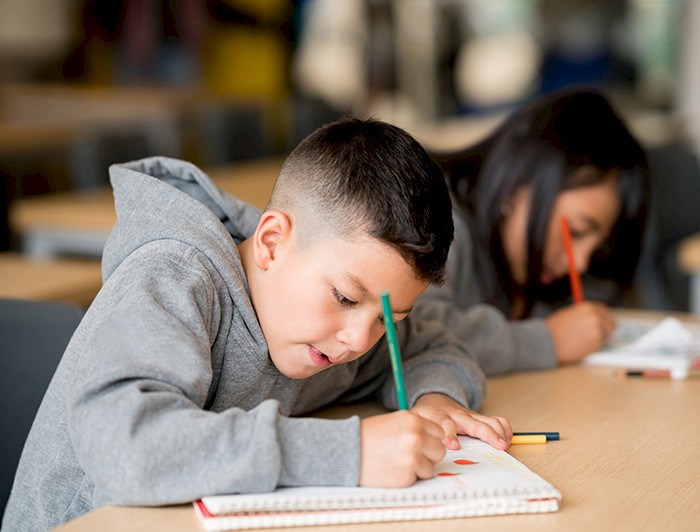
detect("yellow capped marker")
[511,434,547,445]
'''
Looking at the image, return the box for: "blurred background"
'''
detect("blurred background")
[0,0,698,312]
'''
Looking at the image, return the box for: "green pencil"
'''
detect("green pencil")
[381,291,409,410]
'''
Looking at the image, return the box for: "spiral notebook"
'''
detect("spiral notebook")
[193,435,561,530]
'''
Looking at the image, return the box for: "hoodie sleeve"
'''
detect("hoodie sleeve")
[383,316,488,410]
[412,209,557,376]
[67,243,360,507]
[412,297,556,376]
[335,315,488,412]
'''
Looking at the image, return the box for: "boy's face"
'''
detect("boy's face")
[252,223,429,379]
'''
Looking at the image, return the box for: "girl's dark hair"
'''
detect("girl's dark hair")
[431,88,649,312]
[270,116,454,284]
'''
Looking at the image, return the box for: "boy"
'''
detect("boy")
[3,118,511,531]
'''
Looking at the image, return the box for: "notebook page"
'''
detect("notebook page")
[199,436,560,515]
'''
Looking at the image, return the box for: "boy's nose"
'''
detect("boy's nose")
[336,318,376,356]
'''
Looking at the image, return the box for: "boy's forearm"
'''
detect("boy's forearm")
[403,356,480,408]
[69,392,362,506]
[276,415,361,486]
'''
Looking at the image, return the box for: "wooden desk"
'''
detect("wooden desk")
[52,357,700,531]
[0,83,204,129]
[0,252,102,308]
[9,157,283,258]
[0,123,77,157]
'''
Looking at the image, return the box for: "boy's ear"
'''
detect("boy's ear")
[252,210,292,270]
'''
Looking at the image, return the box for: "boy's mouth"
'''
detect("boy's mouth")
[308,345,332,368]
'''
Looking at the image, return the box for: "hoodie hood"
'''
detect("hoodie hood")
[103,156,263,284]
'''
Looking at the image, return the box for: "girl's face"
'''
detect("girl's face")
[500,172,621,287]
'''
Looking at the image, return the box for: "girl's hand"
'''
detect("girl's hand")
[546,302,616,363]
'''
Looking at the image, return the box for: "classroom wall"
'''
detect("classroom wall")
[0,0,698,311]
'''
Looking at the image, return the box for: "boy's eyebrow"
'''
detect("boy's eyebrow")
[344,273,414,314]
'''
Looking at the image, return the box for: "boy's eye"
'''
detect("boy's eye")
[332,288,356,307]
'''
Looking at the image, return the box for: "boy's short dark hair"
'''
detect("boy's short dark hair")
[267,116,454,284]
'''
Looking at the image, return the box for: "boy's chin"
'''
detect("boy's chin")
[279,366,325,380]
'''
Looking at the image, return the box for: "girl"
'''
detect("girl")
[415,89,649,375]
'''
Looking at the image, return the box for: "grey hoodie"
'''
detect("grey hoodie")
[414,208,556,376]
[3,157,487,532]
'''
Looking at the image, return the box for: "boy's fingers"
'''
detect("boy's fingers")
[411,415,447,462]
[421,417,450,452]
[453,410,507,438]
[458,414,510,450]
[487,415,513,440]
[492,417,512,444]
[437,416,460,450]
[421,416,448,440]
[415,455,440,480]
[417,409,461,450]
[472,413,511,440]
[476,423,510,450]
[422,433,448,465]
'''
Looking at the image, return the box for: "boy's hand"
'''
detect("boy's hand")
[411,393,512,451]
[546,302,616,364]
[359,411,446,488]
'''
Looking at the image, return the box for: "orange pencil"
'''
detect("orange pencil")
[560,216,584,303]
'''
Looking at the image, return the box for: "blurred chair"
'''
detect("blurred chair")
[0,298,84,521]
[68,118,183,189]
[188,101,275,167]
[633,142,700,311]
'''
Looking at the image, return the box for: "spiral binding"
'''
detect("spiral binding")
[195,493,560,530]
